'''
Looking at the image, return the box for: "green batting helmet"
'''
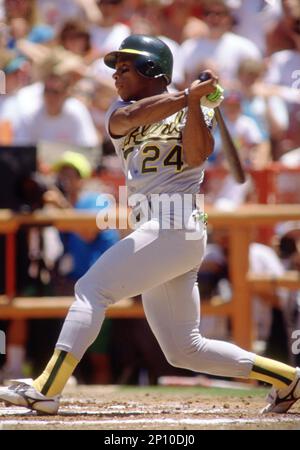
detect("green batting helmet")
[104,34,173,85]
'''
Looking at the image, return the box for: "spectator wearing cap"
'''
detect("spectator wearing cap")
[4,0,55,49]
[43,150,120,384]
[46,151,119,279]
[179,0,261,84]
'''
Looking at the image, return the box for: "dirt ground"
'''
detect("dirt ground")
[1,385,300,430]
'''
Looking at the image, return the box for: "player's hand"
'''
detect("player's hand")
[188,70,219,100]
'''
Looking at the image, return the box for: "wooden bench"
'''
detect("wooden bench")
[248,271,300,294]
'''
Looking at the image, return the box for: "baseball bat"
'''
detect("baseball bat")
[198,73,246,184]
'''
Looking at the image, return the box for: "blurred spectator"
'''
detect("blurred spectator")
[0,1,5,21]
[86,0,131,82]
[265,7,300,155]
[44,151,119,286]
[159,0,208,44]
[4,0,55,49]
[57,18,98,64]
[74,78,117,144]
[20,72,99,148]
[90,0,130,58]
[280,146,300,166]
[213,91,267,170]
[37,0,86,31]
[271,147,300,204]
[205,91,266,210]
[231,0,282,55]
[179,0,261,84]
[266,0,300,55]
[236,58,289,160]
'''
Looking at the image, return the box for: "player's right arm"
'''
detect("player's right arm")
[182,78,217,167]
[108,79,217,138]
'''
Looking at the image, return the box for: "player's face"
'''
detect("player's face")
[113,58,145,101]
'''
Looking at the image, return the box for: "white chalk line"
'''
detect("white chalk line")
[0,416,299,428]
[0,406,226,416]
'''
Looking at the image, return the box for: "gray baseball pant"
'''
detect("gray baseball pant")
[56,217,255,378]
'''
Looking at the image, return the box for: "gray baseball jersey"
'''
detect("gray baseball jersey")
[105,100,215,197]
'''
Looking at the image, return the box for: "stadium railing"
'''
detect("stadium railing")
[0,203,300,351]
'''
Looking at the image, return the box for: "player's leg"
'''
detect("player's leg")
[0,221,206,412]
[142,268,255,377]
[142,269,300,412]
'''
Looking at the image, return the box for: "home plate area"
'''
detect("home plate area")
[0,385,300,430]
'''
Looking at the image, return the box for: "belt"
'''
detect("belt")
[132,195,208,225]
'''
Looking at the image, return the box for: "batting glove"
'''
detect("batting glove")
[201,84,224,108]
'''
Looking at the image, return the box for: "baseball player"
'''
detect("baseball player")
[0,35,299,415]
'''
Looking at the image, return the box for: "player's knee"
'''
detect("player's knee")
[164,335,205,369]
[74,275,114,308]
[74,276,89,299]
[165,353,187,369]
[164,348,194,369]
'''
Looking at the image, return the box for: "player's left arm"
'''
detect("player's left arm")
[182,80,215,167]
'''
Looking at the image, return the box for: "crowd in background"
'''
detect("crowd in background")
[0,0,300,386]
[0,0,300,160]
